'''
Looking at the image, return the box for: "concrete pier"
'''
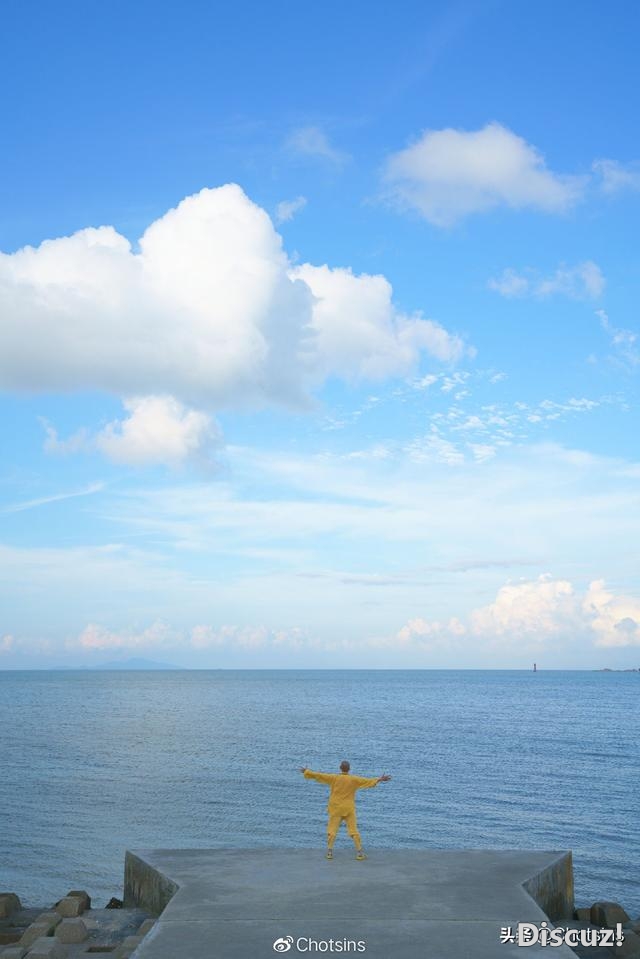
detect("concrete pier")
[124,848,575,958]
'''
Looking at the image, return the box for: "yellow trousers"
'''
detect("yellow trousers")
[327,810,362,849]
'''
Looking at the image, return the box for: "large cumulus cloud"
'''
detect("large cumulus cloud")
[1,184,465,411]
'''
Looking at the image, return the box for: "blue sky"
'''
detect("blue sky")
[1,0,639,667]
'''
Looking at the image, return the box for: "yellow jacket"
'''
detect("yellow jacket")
[303,769,379,816]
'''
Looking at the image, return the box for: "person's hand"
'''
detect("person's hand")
[299,766,307,773]
[378,774,392,782]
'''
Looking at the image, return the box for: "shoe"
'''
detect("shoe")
[326,850,333,859]
[355,851,366,860]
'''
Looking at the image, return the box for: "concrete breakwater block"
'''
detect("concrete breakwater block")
[114,934,143,958]
[55,918,88,943]
[591,901,631,927]
[137,918,156,937]
[0,946,28,959]
[20,921,57,947]
[0,932,22,946]
[25,937,68,958]
[35,913,62,929]
[54,898,84,919]
[0,894,22,920]
[614,930,640,958]
[65,891,91,911]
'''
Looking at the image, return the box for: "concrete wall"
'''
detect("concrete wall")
[124,852,179,916]
[523,851,574,921]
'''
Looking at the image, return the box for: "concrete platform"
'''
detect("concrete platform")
[124,848,576,959]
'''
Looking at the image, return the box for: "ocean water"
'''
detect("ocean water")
[1,669,638,915]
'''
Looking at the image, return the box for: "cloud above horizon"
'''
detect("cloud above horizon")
[383,122,587,226]
[393,575,640,651]
[3,433,640,666]
[10,575,635,662]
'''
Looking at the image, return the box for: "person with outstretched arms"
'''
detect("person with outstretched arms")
[300,760,392,860]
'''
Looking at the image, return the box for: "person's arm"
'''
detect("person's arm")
[354,773,392,789]
[299,767,336,785]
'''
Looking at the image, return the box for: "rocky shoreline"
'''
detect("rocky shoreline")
[566,901,640,958]
[2,888,640,958]
[0,891,155,958]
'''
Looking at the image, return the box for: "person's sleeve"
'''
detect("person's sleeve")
[354,776,379,790]
[303,770,336,785]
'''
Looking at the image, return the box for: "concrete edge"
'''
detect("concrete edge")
[124,852,180,917]
[522,851,574,922]
[123,848,575,924]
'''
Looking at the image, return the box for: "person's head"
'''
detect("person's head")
[340,760,350,773]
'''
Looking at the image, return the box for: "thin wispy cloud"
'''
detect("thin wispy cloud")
[597,310,640,368]
[593,158,640,194]
[285,125,349,165]
[3,482,105,514]
[488,261,605,300]
[275,195,307,224]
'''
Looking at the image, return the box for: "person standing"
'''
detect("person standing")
[300,760,392,860]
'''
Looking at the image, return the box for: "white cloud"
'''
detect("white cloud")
[95,395,219,467]
[597,310,639,367]
[403,430,465,465]
[392,575,640,651]
[393,616,465,649]
[469,443,496,463]
[440,371,471,393]
[71,620,310,654]
[275,196,307,224]
[42,421,91,454]
[489,261,605,300]
[43,396,220,467]
[383,122,586,226]
[291,263,467,380]
[1,634,16,653]
[285,126,348,164]
[593,158,640,194]
[469,575,575,640]
[488,268,530,298]
[0,185,465,408]
[583,580,640,647]
[190,623,308,650]
[74,620,178,650]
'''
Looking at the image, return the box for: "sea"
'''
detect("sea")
[1,669,638,916]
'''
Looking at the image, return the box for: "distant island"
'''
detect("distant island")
[92,657,184,670]
[596,667,639,672]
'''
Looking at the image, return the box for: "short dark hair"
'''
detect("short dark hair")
[340,760,350,771]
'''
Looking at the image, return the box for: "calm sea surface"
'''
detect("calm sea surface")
[1,669,638,915]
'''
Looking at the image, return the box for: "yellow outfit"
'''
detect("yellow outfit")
[303,769,379,849]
